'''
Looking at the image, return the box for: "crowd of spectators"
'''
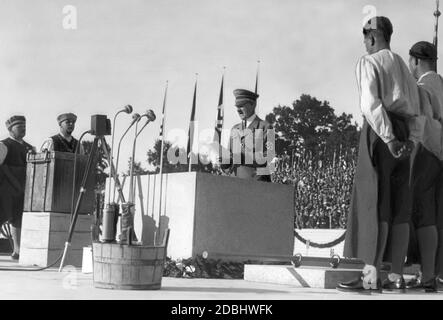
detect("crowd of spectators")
[272,148,357,229]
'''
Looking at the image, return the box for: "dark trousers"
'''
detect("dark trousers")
[412,146,441,228]
[373,139,412,224]
[436,168,443,229]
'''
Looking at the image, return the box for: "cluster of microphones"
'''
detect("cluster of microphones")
[102,105,157,245]
[108,105,156,204]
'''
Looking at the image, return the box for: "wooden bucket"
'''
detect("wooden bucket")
[92,230,169,290]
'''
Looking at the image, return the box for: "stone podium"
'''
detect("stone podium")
[111,172,294,262]
[19,212,92,267]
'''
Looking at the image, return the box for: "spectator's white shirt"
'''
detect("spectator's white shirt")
[356,48,424,144]
[417,71,443,159]
[417,71,443,122]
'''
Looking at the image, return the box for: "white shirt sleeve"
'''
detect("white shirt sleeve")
[409,87,429,146]
[356,57,395,143]
[79,142,85,155]
[40,138,54,152]
[0,142,7,165]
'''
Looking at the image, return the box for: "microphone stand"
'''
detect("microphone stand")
[108,106,132,204]
[122,115,146,245]
[60,132,127,270]
[60,135,99,271]
[102,107,133,242]
[128,116,144,204]
[112,114,140,203]
[123,113,155,245]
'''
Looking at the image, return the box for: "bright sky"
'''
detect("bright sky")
[0,0,440,172]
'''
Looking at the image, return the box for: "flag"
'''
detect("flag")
[159,82,168,141]
[213,73,224,144]
[158,81,168,172]
[255,60,260,112]
[187,77,198,171]
[255,60,260,94]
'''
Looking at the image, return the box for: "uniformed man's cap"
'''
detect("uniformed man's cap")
[5,115,26,130]
[409,41,437,61]
[233,89,259,106]
[363,16,393,42]
[57,113,77,125]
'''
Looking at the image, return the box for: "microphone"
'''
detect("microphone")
[146,109,156,122]
[116,104,133,115]
[137,110,155,122]
[131,112,141,123]
[109,105,134,199]
[135,110,156,138]
[129,109,156,202]
[123,104,133,114]
[112,112,141,203]
[114,105,133,118]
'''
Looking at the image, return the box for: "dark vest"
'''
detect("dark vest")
[51,134,79,153]
[2,137,33,168]
[1,137,34,187]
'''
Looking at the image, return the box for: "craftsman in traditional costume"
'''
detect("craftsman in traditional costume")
[41,113,84,154]
[0,116,35,259]
[338,17,424,292]
[405,41,443,292]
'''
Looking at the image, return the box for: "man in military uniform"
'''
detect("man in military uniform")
[41,113,83,153]
[0,116,35,259]
[220,89,274,182]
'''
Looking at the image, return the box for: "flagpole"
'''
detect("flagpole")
[157,81,168,243]
[255,60,260,113]
[434,0,441,71]
[188,74,198,172]
[214,67,225,165]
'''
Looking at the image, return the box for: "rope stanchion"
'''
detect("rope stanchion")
[329,254,341,268]
[291,253,302,267]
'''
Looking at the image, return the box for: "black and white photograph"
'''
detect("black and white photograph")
[0,0,442,309]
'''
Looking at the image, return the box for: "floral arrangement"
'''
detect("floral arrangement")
[163,254,250,279]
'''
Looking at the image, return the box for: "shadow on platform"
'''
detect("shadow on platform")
[162,286,287,294]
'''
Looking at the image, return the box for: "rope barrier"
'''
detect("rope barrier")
[293,228,346,248]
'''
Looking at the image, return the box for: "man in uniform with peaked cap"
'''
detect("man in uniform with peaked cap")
[0,115,35,259]
[220,88,274,182]
[41,112,83,154]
